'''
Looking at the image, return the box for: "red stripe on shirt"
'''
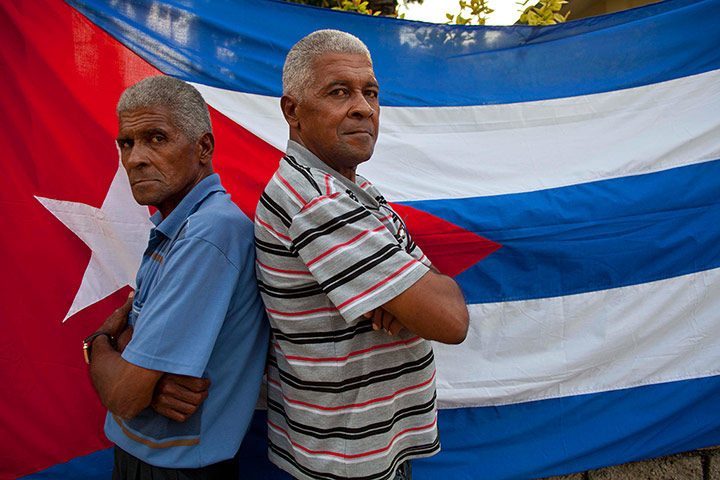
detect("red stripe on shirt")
[266,306,338,317]
[280,336,422,362]
[278,172,306,205]
[337,259,419,310]
[256,217,291,241]
[257,260,312,275]
[268,370,436,411]
[301,192,342,212]
[268,414,437,459]
[307,226,387,267]
[325,174,332,195]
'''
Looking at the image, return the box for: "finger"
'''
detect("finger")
[157,377,210,404]
[385,318,404,336]
[152,391,204,414]
[102,293,134,336]
[370,309,384,331]
[151,403,194,423]
[151,389,206,423]
[380,309,395,332]
[112,292,134,319]
[164,374,211,393]
[119,291,134,312]
[115,325,134,352]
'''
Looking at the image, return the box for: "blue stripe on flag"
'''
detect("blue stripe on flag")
[404,160,720,302]
[21,412,287,479]
[66,0,720,106]
[32,377,720,480]
[416,376,720,480]
[19,448,113,480]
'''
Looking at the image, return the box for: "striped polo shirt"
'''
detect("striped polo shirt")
[255,141,440,480]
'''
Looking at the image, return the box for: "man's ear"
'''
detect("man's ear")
[281,95,300,128]
[197,132,215,165]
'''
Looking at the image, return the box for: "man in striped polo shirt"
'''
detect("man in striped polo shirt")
[255,30,470,480]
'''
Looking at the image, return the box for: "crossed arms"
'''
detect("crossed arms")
[366,265,469,344]
[88,293,209,422]
[90,263,467,423]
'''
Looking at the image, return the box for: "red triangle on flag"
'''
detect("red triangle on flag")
[391,203,502,278]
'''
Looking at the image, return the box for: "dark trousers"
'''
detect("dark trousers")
[292,459,411,480]
[393,460,412,480]
[112,446,239,480]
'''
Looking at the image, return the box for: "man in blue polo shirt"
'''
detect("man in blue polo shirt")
[83,76,268,479]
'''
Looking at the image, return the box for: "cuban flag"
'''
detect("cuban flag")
[2,0,719,478]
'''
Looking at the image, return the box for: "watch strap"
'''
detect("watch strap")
[83,331,114,365]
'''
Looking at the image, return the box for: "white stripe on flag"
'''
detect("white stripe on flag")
[433,267,720,409]
[194,68,720,201]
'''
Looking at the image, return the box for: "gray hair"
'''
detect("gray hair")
[283,29,372,102]
[117,76,212,142]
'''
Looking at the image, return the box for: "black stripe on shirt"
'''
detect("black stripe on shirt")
[258,281,325,299]
[268,434,440,480]
[286,155,323,196]
[258,192,292,228]
[254,238,298,257]
[271,320,375,345]
[267,392,437,440]
[270,349,434,393]
[319,243,403,294]
[292,207,372,252]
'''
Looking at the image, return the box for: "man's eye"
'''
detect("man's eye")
[330,88,347,96]
[365,90,378,99]
[117,140,132,149]
[151,135,165,143]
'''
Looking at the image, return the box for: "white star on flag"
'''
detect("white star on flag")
[36,160,153,322]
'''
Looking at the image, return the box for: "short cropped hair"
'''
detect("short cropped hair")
[117,76,212,142]
[283,29,372,102]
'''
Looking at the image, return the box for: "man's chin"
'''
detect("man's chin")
[130,189,158,208]
[342,145,375,166]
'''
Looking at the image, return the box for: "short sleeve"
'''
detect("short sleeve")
[288,193,429,323]
[122,237,240,377]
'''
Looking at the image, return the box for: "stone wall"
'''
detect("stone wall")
[541,447,720,480]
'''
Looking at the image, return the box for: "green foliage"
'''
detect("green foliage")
[284,0,567,25]
[445,0,493,26]
[443,0,569,26]
[283,0,388,16]
[517,0,569,25]
[333,0,382,15]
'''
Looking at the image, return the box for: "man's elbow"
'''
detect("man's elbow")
[102,388,150,421]
[105,401,146,422]
[425,301,469,344]
[442,306,469,344]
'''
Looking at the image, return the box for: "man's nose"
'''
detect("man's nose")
[348,93,375,119]
[123,144,147,169]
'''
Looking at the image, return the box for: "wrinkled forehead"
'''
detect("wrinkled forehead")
[117,105,177,136]
[309,52,377,86]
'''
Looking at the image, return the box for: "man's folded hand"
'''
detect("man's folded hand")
[151,374,211,422]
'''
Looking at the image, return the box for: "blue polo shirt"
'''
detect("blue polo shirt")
[104,174,269,468]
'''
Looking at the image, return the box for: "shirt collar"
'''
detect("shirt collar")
[285,140,375,205]
[150,173,225,239]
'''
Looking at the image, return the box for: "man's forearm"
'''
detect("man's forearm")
[89,336,162,421]
[382,269,469,344]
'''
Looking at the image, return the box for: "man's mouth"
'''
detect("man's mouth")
[344,130,374,137]
[131,178,158,187]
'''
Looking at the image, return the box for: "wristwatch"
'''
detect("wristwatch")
[83,331,114,365]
